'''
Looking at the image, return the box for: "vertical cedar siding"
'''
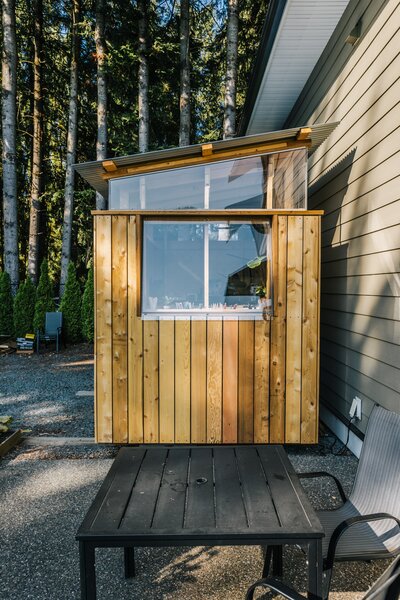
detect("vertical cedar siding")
[94,213,321,444]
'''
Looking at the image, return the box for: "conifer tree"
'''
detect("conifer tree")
[59,261,82,343]
[33,259,55,332]
[0,271,14,336]
[81,265,94,343]
[14,278,36,337]
[2,0,19,293]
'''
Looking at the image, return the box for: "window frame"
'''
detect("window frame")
[138,213,276,319]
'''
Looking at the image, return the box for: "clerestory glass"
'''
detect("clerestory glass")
[109,148,307,210]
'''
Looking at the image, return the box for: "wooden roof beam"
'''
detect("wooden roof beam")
[296,127,312,141]
[201,143,213,157]
[102,160,117,172]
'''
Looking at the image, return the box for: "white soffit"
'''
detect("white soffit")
[246,0,349,134]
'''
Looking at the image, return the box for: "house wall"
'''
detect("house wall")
[285,0,400,434]
[93,212,321,445]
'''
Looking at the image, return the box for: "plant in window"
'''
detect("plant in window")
[255,284,266,298]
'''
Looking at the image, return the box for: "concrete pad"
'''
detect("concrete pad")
[22,436,96,447]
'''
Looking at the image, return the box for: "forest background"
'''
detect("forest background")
[1,0,268,301]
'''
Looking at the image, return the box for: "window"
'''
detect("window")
[142,220,273,318]
[109,148,307,211]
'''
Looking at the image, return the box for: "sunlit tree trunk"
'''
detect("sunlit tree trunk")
[223,0,238,139]
[60,0,80,297]
[1,0,19,293]
[179,0,190,146]
[95,0,107,210]
[27,0,44,283]
[138,0,149,152]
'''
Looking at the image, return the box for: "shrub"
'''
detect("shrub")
[60,261,82,343]
[81,265,94,343]
[0,271,14,337]
[0,415,13,433]
[33,259,55,332]
[14,278,36,338]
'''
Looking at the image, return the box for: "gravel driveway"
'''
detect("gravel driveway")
[0,344,94,437]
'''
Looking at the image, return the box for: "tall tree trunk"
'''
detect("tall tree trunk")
[59,0,79,297]
[27,0,44,283]
[223,0,238,140]
[179,0,190,146]
[138,0,149,152]
[95,0,107,210]
[1,0,18,293]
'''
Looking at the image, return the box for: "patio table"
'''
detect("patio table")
[76,445,324,599]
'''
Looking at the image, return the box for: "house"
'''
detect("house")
[239,0,400,455]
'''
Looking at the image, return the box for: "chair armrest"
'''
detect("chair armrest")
[297,471,347,504]
[246,577,305,600]
[325,512,400,571]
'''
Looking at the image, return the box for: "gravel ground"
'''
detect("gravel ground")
[0,344,94,437]
[0,347,394,599]
[0,443,392,600]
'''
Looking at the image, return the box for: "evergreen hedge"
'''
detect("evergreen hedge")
[33,259,55,332]
[14,278,36,338]
[60,261,82,343]
[81,265,94,343]
[0,272,14,337]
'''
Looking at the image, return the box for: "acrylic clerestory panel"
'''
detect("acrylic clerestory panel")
[109,148,307,211]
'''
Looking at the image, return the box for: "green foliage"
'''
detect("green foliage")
[2,0,269,279]
[0,415,13,433]
[60,261,82,343]
[33,260,55,333]
[81,265,94,343]
[13,278,36,337]
[0,272,14,337]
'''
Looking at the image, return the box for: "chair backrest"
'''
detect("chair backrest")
[45,312,62,336]
[364,555,400,600]
[351,406,400,519]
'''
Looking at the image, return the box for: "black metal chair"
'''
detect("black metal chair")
[263,406,400,599]
[36,312,63,353]
[246,554,400,600]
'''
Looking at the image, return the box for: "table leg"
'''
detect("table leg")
[79,542,97,600]
[124,546,136,578]
[262,546,283,577]
[307,540,322,600]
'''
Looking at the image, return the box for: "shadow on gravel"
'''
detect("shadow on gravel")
[0,343,94,437]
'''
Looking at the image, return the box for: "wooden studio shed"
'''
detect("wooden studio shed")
[75,124,337,446]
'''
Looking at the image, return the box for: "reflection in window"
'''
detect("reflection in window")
[142,220,273,317]
[109,148,307,210]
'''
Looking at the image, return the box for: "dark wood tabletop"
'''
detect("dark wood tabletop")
[77,445,323,545]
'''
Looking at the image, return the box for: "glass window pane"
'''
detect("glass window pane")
[142,220,272,316]
[209,158,265,209]
[109,149,307,210]
[272,149,307,209]
[209,222,271,309]
[142,222,204,311]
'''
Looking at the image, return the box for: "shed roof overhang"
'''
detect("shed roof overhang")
[75,123,338,200]
[239,0,348,135]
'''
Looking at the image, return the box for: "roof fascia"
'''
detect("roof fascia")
[237,0,288,136]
